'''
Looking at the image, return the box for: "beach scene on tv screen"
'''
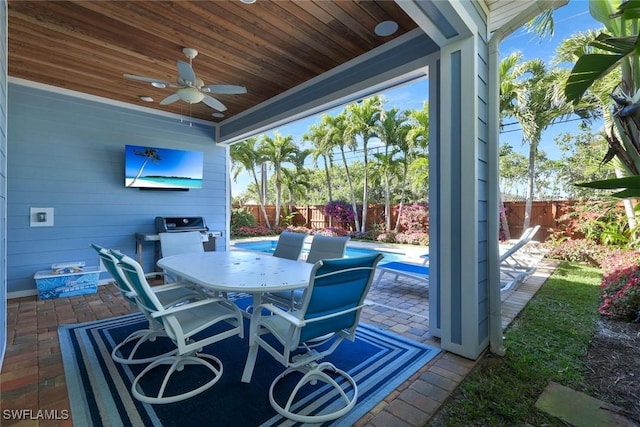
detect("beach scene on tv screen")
[125,145,204,189]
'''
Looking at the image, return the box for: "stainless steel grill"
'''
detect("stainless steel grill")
[155,216,208,233]
[155,216,216,251]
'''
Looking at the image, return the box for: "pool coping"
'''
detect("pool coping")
[230,235,428,262]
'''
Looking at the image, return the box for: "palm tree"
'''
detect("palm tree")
[326,112,361,232]
[500,55,588,229]
[259,132,298,227]
[397,102,429,231]
[230,137,271,228]
[345,95,384,233]
[127,147,161,187]
[304,121,333,203]
[282,148,312,218]
[375,107,409,231]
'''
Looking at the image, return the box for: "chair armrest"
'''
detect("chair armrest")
[253,303,304,327]
[303,304,364,325]
[151,281,196,292]
[150,297,225,318]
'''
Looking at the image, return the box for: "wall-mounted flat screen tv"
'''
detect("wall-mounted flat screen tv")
[125,145,204,190]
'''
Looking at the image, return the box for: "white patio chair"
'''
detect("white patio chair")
[242,253,384,423]
[91,243,208,365]
[159,231,204,283]
[115,251,244,404]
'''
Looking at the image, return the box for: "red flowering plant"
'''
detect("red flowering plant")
[322,201,356,230]
[392,203,429,246]
[598,251,640,321]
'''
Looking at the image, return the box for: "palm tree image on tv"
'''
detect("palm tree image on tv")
[125,145,204,189]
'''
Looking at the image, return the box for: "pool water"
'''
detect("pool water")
[233,239,408,263]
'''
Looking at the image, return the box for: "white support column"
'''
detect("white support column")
[433,35,485,360]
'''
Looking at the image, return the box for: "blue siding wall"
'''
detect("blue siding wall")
[476,31,490,344]
[7,84,227,294]
[0,0,8,364]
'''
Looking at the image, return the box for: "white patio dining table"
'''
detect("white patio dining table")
[156,250,314,312]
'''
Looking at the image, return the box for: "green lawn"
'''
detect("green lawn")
[431,262,602,426]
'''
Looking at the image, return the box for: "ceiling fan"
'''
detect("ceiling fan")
[123,47,246,112]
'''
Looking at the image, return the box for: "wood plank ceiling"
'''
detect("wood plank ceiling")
[8,0,418,123]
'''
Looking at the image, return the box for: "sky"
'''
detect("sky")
[230,0,601,196]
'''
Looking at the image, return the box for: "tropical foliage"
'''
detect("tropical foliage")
[565,0,640,198]
[230,94,429,232]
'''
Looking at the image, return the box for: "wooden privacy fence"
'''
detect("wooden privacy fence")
[234,204,403,231]
[234,201,580,241]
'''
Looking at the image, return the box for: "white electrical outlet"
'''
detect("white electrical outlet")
[30,207,54,227]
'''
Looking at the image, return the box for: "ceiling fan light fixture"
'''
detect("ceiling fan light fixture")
[212,112,225,118]
[375,20,398,37]
[139,96,154,102]
[177,87,205,104]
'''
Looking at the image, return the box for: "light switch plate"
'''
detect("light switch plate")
[30,207,54,227]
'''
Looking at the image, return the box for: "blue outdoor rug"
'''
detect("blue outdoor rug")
[59,305,439,426]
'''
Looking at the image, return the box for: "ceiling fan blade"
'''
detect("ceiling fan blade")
[202,94,227,112]
[159,93,180,105]
[123,74,173,87]
[201,84,247,94]
[176,60,197,86]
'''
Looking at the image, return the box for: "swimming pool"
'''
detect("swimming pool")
[233,239,408,263]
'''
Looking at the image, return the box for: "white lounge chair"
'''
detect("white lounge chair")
[500,231,543,291]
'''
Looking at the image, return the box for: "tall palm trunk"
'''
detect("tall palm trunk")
[251,169,271,228]
[340,147,360,232]
[361,138,369,233]
[523,141,536,230]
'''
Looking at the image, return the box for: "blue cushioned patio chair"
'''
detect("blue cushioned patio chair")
[114,250,244,404]
[242,253,383,423]
[91,243,208,365]
[264,234,350,310]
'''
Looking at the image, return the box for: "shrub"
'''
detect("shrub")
[312,227,350,237]
[556,200,633,247]
[232,225,275,238]
[397,203,429,233]
[230,208,255,234]
[323,201,355,229]
[599,253,640,321]
[546,239,603,266]
[376,232,397,243]
[394,232,429,246]
[546,238,634,268]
